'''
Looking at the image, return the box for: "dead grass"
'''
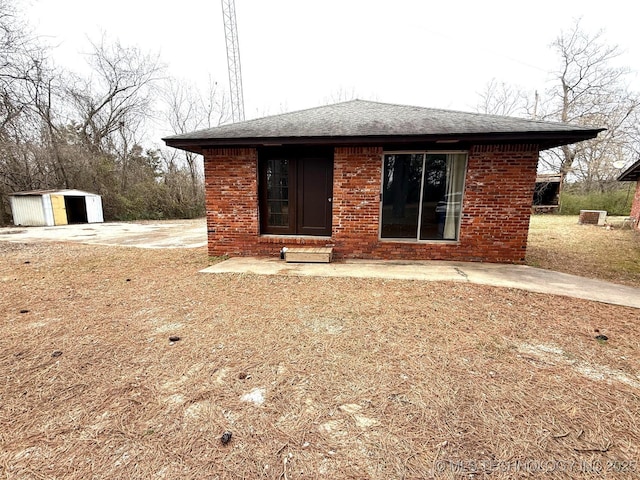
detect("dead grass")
[527,215,640,287]
[2,242,640,479]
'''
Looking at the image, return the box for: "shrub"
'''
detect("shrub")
[559,185,634,215]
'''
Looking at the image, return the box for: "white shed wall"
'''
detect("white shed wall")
[9,196,47,226]
[85,195,104,223]
[10,190,104,226]
[42,194,55,226]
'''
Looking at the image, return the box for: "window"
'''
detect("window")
[264,158,290,228]
[259,148,333,236]
[381,152,467,241]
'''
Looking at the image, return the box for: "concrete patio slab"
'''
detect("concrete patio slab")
[0,219,206,249]
[201,257,640,309]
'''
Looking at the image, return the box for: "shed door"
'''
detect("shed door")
[85,196,104,223]
[50,195,68,225]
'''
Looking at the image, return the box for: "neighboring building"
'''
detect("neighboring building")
[617,159,640,230]
[163,100,602,263]
[9,189,104,227]
[533,174,562,213]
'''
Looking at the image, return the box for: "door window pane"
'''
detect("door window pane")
[381,154,424,238]
[266,158,289,227]
[419,154,447,239]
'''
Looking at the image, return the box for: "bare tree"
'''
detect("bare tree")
[68,36,164,154]
[545,19,639,184]
[475,79,535,117]
[161,76,229,199]
[476,20,639,192]
[323,87,359,105]
[61,36,165,196]
[0,2,228,223]
[0,0,53,223]
[163,76,229,135]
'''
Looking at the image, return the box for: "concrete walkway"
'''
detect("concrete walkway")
[201,257,640,309]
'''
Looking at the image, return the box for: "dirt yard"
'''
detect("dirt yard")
[527,215,640,287]
[1,241,639,479]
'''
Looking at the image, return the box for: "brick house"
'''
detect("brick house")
[617,159,640,230]
[163,100,601,263]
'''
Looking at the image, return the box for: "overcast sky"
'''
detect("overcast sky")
[24,0,640,142]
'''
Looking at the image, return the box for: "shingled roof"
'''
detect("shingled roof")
[617,158,640,182]
[163,100,603,153]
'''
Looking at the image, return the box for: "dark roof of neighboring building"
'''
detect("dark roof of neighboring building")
[163,99,604,153]
[617,159,640,181]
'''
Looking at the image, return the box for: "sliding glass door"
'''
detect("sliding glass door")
[381,152,467,241]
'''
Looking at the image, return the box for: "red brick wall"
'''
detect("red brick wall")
[631,180,640,230]
[203,148,259,257]
[455,144,539,262]
[203,144,540,263]
[332,147,383,256]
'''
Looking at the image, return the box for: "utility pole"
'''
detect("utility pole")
[221,0,245,122]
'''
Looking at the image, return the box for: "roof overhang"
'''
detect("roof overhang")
[617,159,640,182]
[164,129,604,155]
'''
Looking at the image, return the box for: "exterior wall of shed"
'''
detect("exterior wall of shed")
[9,192,104,226]
[85,195,104,223]
[42,194,55,225]
[631,180,640,230]
[9,195,48,226]
[203,144,539,263]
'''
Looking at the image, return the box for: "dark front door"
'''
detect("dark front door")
[297,156,332,235]
[260,149,333,236]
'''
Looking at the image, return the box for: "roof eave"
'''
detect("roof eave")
[163,129,604,155]
[617,159,640,181]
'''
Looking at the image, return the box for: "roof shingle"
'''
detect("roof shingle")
[163,99,603,152]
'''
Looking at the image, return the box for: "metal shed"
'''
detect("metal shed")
[9,189,104,227]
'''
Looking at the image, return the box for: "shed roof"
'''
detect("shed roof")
[617,159,640,182]
[163,99,603,153]
[10,189,99,197]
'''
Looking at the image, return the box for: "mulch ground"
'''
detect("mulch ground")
[1,241,639,479]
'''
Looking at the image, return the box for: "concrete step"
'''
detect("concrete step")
[285,247,333,263]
